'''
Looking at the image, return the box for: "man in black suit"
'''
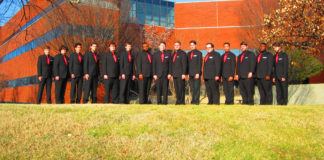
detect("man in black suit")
[119,42,136,104]
[203,43,221,105]
[102,42,120,103]
[136,42,153,104]
[170,41,187,105]
[69,43,83,104]
[236,42,256,105]
[36,46,53,104]
[221,42,236,105]
[83,42,100,104]
[53,45,69,104]
[272,43,288,105]
[256,43,273,105]
[153,42,172,104]
[187,40,202,105]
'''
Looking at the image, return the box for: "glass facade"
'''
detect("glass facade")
[129,0,174,27]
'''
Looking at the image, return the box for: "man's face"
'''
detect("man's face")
[142,44,149,51]
[44,49,50,55]
[190,43,196,50]
[273,46,281,53]
[224,44,230,52]
[75,45,82,53]
[109,45,116,52]
[241,45,248,52]
[174,43,181,50]
[206,44,213,53]
[125,44,132,52]
[91,44,97,52]
[259,44,266,52]
[159,43,166,51]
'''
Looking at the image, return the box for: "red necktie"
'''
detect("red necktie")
[240,52,245,63]
[276,53,279,63]
[93,53,97,63]
[78,53,82,63]
[173,51,177,63]
[204,52,210,63]
[223,52,228,63]
[46,55,50,65]
[63,55,68,66]
[147,53,151,63]
[258,52,263,63]
[190,51,193,60]
[128,52,132,62]
[161,51,164,62]
[112,52,117,63]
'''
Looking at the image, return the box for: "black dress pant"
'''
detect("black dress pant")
[204,79,220,105]
[119,76,131,104]
[239,78,254,105]
[55,78,67,104]
[174,77,185,105]
[156,76,169,104]
[36,77,52,104]
[257,78,273,105]
[223,78,234,105]
[138,77,152,104]
[276,79,288,105]
[70,77,83,103]
[83,76,98,103]
[103,77,119,103]
[189,76,201,104]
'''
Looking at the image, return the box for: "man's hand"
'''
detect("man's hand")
[282,78,286,82]
[38,76,42,82]
[55,76,60,81]
[167,74,172,80]
[273,78,276,83]
[234,75,239,81]
[132,75,136,80]
[119,76,121,80]
[84,74,89,80]
[248,72,253,78]
[71,74,75,79]
[265,76,270,80]
[122,74,126,80]
[215,76,219,81]
[104,75,108,80]
[228,76,233,82]
[139,74,143,80]
[195,74,199,80]
[153,75,158,81]
[181,74,186,80]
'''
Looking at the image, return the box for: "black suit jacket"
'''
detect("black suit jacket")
[221,51,236,79]
[170,49,187,78]
[69,52,84,77]
[255,51,273,79]
[203,51,221,79]
[273,51,288,79]
[153,50,171,78]
[53,54,69,79]
[136,50,153,77]
[83,51,100,77]
[120,51,135,76]
[237,51,256,78]
[102,51,120,78]
[37,54,53,78]
[187,49,202,76]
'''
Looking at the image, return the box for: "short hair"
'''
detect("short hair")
[160,41,166,46]
[206,43,214,48]
[59,45,68,51]
[273,42,281,47]
[224,42,230,46]
[109,42,116,47]
[74,43,82,48]
[91,42,98,46]
[44,46,50,50]
[175,41,181,45]
[240,41,248,46]
[260,42,267,46]
[189,40,196,45]
[125,42,132,46]
[142,42,148,45]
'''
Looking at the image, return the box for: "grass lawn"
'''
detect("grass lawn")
[0,104,323,159]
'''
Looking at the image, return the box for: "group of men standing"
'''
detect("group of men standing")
[37,41,288,105]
